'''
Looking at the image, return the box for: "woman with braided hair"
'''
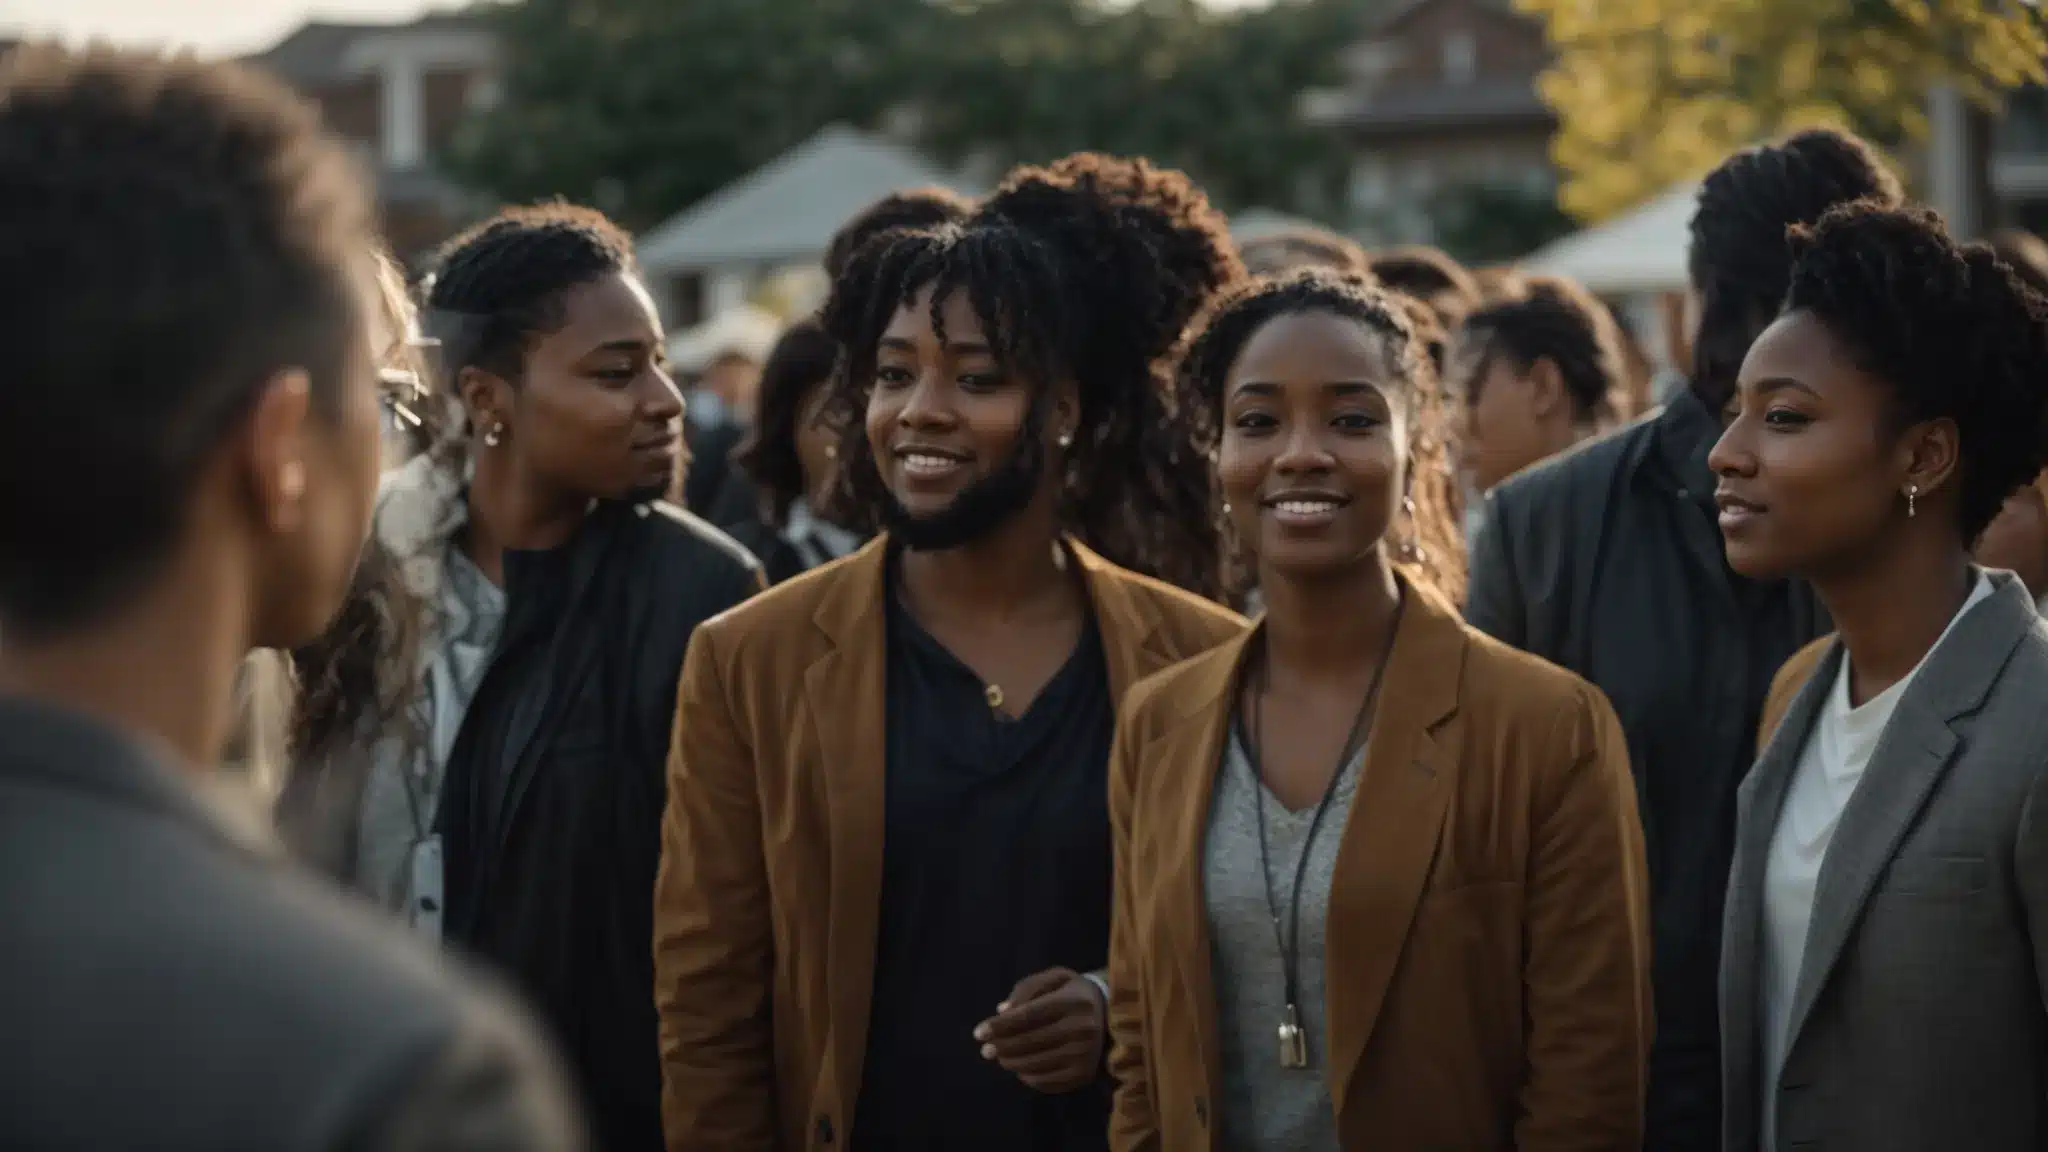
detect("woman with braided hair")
[654,153,1245,1152]
[1715,202,2048,1152]
[385,202,763,1152]
[1447,272,1630,496]
[1105,270,1649,1150]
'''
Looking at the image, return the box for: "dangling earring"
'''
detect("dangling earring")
[1906,483,1919,519]
[1396,494,1423,563]
[824,443,838,460]
[1221,501,1232,515]
[1057,429,1074,449]
[483,422,503,448]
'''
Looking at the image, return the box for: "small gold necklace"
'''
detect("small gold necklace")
[984,683,1005,710]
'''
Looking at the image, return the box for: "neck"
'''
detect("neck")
[1814,536,1974,706]
[1259,550,1404,681]
[0,575,246,773]
[896,503,1076,624]
[466,452,589,582]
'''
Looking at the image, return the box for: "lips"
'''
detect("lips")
[1261,491,1349,528]
[1715,490,1765,531]
[894,444,970,480]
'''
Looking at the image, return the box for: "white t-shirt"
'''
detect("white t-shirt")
[1758,573,1993,1150]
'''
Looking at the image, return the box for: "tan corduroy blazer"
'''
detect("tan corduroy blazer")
[654,535,1246,1152]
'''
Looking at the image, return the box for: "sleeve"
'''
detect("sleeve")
[1106,702,1163,1152]
[1515,687,1653,1152]
[1463,493,1527,647]
[652,625,779,1152]
[2014,761,2048,1025]
[355,1003,588,1152]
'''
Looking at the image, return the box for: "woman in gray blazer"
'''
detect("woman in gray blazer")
[1707,201,2048,1152]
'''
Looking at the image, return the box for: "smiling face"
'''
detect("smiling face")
[863,282,1072,551]
[1709,309,1957,582]
[1217,308,1410,581]
[464,270,683,505]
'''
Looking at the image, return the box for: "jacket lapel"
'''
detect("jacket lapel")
[804,536,892,1107]
[1781,575,2031,1056]
[1155,631,1257,1114]
[1718,636,1840,1147]
[1071,539,1176,698]
[1324,582,1465,1118]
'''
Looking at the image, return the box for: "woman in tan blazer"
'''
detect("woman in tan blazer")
[1107,271,1653,1151]
[654,156,1246,1152]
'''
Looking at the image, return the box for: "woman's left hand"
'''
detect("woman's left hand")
[972,966,1107,1094]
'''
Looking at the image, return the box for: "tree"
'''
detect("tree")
[1513,0,2048,222]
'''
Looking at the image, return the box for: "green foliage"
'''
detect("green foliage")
[445,0,1368,231]
[1429,180,1577,264]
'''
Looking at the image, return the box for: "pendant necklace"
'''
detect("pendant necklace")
[1242,590,1404,1069]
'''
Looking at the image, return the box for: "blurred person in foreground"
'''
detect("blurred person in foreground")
[1464,128,1899,1152]
[0,43,579,1151]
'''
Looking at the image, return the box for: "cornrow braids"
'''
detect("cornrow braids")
[1456,273,1627,424]
[1784,201,2048,544]
[1687,127,1902,412]
[819,153,1243,600]
[1176,270,1468,604]
[421,201,637,390]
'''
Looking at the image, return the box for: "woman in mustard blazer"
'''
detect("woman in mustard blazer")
[1106,271,1653,1151]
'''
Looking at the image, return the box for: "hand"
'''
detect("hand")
[972,966,1107,1095]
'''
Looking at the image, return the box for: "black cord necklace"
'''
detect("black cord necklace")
[1240,590,1405,1070]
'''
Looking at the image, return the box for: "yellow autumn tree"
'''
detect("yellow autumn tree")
[1513,0,2048,221]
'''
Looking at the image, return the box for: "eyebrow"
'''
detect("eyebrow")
[877,337,996,356]
[1751,376,1821,398]
[1232,380,1381,397]
[584,338,651,357]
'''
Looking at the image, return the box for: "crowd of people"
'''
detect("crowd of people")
[5,38,2048,1152]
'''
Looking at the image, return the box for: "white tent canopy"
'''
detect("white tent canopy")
[637,125,983,277]
[1523,182,1701,295]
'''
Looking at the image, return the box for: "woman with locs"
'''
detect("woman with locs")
[1106,271,1652,1150]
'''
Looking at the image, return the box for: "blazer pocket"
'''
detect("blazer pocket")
[1876,854,1988,899]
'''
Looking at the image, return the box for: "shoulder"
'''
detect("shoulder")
[1102,565,1249,658]
[1118,637,1242,740]
[687,543,862,671]
[1486,416,1646,521]
[636,501,765,589]
[1457,625,1621,754]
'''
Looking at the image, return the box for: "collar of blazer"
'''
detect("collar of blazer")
[805,532,1183,696]
[1129,574,1471,1119]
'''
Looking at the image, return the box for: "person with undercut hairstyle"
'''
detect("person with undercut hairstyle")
[1718,202,2048,1152]
[654,153,1245,1152]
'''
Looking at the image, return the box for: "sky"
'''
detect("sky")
[0,0,1270,58]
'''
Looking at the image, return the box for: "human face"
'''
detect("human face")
[471,271,683,505]
[794,380,840,508]
[1709,310,1956,582]
[1975,478,2048,596]
[864,283,1070,552]
[248,262,384,649]
[1446,330,1546,494]
[1217,309,1409,581]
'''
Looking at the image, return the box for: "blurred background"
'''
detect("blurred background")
[4,0,2043,382]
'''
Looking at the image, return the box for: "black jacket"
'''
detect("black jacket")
[438,500,762,1152]
[0,697,583,1152]
[1465,388,1828,1152]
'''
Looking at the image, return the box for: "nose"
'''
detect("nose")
[1272,419,1334,476]
[896,370,957,432]
[643,365,685,423]
[1707,414,1753,479]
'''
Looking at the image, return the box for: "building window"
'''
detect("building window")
[1442,32,1477,86]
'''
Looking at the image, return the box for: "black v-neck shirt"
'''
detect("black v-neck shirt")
[851,576,1116,1152]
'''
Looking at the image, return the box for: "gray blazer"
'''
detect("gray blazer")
[0,696,585,1152]
[1720,573,2048,1152]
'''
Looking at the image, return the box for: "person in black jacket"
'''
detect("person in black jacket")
[0,43,580,1151]
[418,203,764,1152]
[1463,128,1899,1152]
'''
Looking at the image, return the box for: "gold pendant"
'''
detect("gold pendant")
[1277,1003,1308,1069]
[984,683,1004,710]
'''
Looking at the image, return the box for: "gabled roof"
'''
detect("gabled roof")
[637,124,984,275]
[244,8,493,86]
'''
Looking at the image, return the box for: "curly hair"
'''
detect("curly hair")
[1687,127,1902,412]
[1240,226,1370,278]
[1456,273,1628,425]
[287,532,424,759]
[1175,270,1468,605]
[1783,201,2048,544]
[1989,229,2048,297]
[1368,245,1482,328]
[819,152,1244,600]
[732,317,840,526]
[421,201,637,394]
[824,186,975,281]
[0,43,371,639]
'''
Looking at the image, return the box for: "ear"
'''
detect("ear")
[1900,415,1962,507]
[240,368,315,534]
[458,364,513,438]
[1527,357,1567,419]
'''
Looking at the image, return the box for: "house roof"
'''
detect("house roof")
[1332,80,1552,137]
[245,7,493,86]
[637,124,985,275]
[1523,181,1700,294]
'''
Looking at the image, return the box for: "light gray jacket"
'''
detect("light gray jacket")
[1721,572,2048,1152]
